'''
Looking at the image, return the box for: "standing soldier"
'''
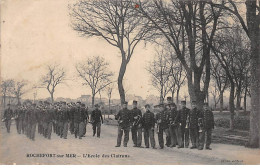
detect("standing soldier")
[3,104,13,133]
[130,100,142,147]
[46,103,54,139]
[61,102,69,139]
[78,103,86,139]
[156,103,169,149]
[115,101,131,147]
[29,103,38,141]
[189,101,200,149]
[74,102,81,138]
[165,97,173,147]
[177,101,190,148]
[198,103,215,150]
[68,103,75,134]
[90,104,103,138]
[142,104,156,149]
[167,102,178,148]
[81,104,89,137]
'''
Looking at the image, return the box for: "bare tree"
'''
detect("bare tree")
[76,56,114,107]
[210,58,229,112]
[212,27,250,130]
[12,80,28,105]
[106,83,114,114]
[41,64,66,103]
[1,79,14,108]
[70,0,151,104]
[147,49,172,103]
[210,83,220,111]
[212,0,260,148]
[137,0,223,109]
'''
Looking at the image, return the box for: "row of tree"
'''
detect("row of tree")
[69,0,259,147]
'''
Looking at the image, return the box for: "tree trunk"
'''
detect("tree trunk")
[236,87,242,115]
[229,81,235,130]
[108,98,111,119]
[50,92,54,103]
[245,0,260,148]
[244,90,247,113]
[91,94,95,108]
[118,59,127,105]
[219,91,224,113]
[176,88,180,109]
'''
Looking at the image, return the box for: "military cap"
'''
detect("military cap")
[133,100,138,104]
[32,103,36,106]
[145,104,150,108]
[181,101,186,105]
[95,104,100,107]
[123,101,128,105]
[7,103,11,106]
[76,101,81,104]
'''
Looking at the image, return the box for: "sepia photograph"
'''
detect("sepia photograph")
[0,0,260,165]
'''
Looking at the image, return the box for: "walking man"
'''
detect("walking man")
[3,104,13,133]
[91,104,103,138]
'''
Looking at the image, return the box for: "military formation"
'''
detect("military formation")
[114,97,215,150]
[2,96,215,151]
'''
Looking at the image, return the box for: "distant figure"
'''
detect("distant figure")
[3,104,13,133]
[91,104,103,138]
[115,101,131,147]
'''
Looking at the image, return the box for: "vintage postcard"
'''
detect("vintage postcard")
[1,0,260,165]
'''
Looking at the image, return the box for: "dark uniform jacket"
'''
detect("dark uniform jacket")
[115,108,131,128]
[168,108,178,126]
[45,108,54,123]
[91,109,103,124]
[142,110,155,129]
[73,107,82,123]
[131,108,142,126]
[4,108,13,120]
[176,107,190,128]
[189,107,200,129]
[28,108,38,125]
[199,109,214,129]
[156,110,169,129]
[61,108,69,122]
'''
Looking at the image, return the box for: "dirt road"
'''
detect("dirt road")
[0,122,256,165]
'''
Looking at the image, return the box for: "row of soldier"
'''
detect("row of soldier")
[3,101,103,140]
[3,97,214,150]
[114,97,215,150]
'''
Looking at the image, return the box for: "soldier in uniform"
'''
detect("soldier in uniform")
[3,104,13,133]
[130,100,142,147]
[189,101,200,149]
[156,103,169,149]
[45,103,54,139]
[90,104,103,138]
[167,102,178,147]
[198,103,215,150]
[82,104,89,137]
[176,100,190,148]
[29,103,38,141]
[115,101,131,147]
[142,104,156,149]
[78,103,87,139]
[165,97,173,147]
[74,102,82,138]
[61,102,69,139]
[68,103,75,134]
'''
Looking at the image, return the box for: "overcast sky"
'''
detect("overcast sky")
[1,0,190,100]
